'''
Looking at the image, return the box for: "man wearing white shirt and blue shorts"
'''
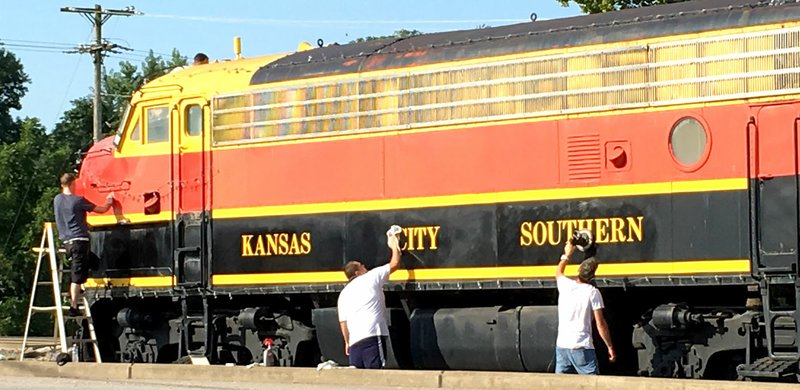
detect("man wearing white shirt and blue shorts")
[337,227,402,369]
[554,239,616,375]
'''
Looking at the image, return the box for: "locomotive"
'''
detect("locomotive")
[74,0,800,380]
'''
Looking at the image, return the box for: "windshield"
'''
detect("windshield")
[113,102,132,150]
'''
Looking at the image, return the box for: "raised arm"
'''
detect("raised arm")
[593,309,616,362]
[92,193,114,213]
[556,241,574,278]
[387,235,402,273]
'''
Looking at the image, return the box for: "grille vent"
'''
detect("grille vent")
[567,134,601,181]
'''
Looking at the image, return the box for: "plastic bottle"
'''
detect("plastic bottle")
[71,343,79,362]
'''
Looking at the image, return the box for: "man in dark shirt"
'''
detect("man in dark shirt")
[53,173,113,316]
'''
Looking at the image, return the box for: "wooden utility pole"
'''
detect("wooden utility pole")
[61,5,137,144]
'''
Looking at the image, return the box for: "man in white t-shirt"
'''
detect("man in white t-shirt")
[337,231,402,369]
[554,240,615,375]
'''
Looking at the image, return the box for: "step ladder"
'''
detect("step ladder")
[20,222,101,363]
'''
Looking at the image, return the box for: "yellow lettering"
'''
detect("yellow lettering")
[627,216,644,242]
[532,221,547,246]
[576,219,593,231]
[278,233,289,255]
[414,227,426,250]
[546,221,562,245]
[254,235,266,256]
[427,226,440,250]
[266,234,279,256]
[289,233,301,255]
[610,218,626,243]
[301,232,312,254]
[400,227,411,251]
[517,216,644,247]
[595,218,610,243]
[520,222,533,246]
[241,235,254,257]
[562,220,577,241]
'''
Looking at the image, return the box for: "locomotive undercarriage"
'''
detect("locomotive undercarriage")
[88,293,319,367]
[84,280,778,380]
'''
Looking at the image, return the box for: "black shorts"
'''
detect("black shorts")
[348,336,387,369]
[65,240,98,284]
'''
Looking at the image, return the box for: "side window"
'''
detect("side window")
[146,106,169,143]
[186,105,203,136]
[130,119,141,141]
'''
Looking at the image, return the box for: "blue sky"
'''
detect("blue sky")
[0,1,581,129]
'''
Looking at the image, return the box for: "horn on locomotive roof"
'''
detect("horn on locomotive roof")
[234,36,242,59]
[297,41,314,52]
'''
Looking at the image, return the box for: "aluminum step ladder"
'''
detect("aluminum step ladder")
[20,222,101,362]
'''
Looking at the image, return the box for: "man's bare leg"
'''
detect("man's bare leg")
[69,282,81,309]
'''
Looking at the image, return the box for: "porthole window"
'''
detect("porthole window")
[669,117,709,169]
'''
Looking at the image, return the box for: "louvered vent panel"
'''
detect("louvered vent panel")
[567,134,601,181]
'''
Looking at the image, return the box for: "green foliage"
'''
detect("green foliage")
[53,49,188,153]
[0,117,58,336]
[0,49,186,336]
[350,29,424,43]
[557,0,689,13]
[0,49,30,144]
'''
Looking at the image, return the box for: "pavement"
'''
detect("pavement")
[0,361,798,390]
[0,377,427,390]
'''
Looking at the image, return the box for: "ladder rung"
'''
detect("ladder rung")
[36,281,53,286]
[32,248,66,254]
[31,306,58,312]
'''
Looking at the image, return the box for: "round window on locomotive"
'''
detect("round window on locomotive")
[669,117,709,170]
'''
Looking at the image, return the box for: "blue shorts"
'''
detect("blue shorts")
[348,336,386,369]
[555,347,599,375]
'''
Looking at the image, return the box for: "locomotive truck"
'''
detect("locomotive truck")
[72,0,800,380]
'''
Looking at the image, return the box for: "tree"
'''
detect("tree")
[0,48,187,336]
[0,49,30,144]
[350,29,424,44]
[558,0,688,13]
[53,49,188,154]
[0,117,57,335]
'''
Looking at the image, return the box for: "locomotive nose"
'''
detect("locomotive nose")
[76,136,123,206]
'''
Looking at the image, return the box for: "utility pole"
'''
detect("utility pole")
[61,5,138,144]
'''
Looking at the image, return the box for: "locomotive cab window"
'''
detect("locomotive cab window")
[185,105,203,136]
[130,119,141,141]
[146,106,169,143]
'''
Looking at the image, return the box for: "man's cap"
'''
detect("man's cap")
[578,257,598,282]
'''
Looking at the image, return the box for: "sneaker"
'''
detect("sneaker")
[67,307,82,317]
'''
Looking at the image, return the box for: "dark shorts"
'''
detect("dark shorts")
[348,336,387,369]
[65,240,98,284]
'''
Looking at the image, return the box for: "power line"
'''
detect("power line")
[141,13,525,26]
[0,38,74,47]
[0,42,71,51]
[0,37,166,57]
[61,5,138,143]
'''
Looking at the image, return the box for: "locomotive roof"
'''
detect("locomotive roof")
[250,0,800,85]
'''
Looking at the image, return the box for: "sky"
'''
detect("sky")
[0,1,581,130]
